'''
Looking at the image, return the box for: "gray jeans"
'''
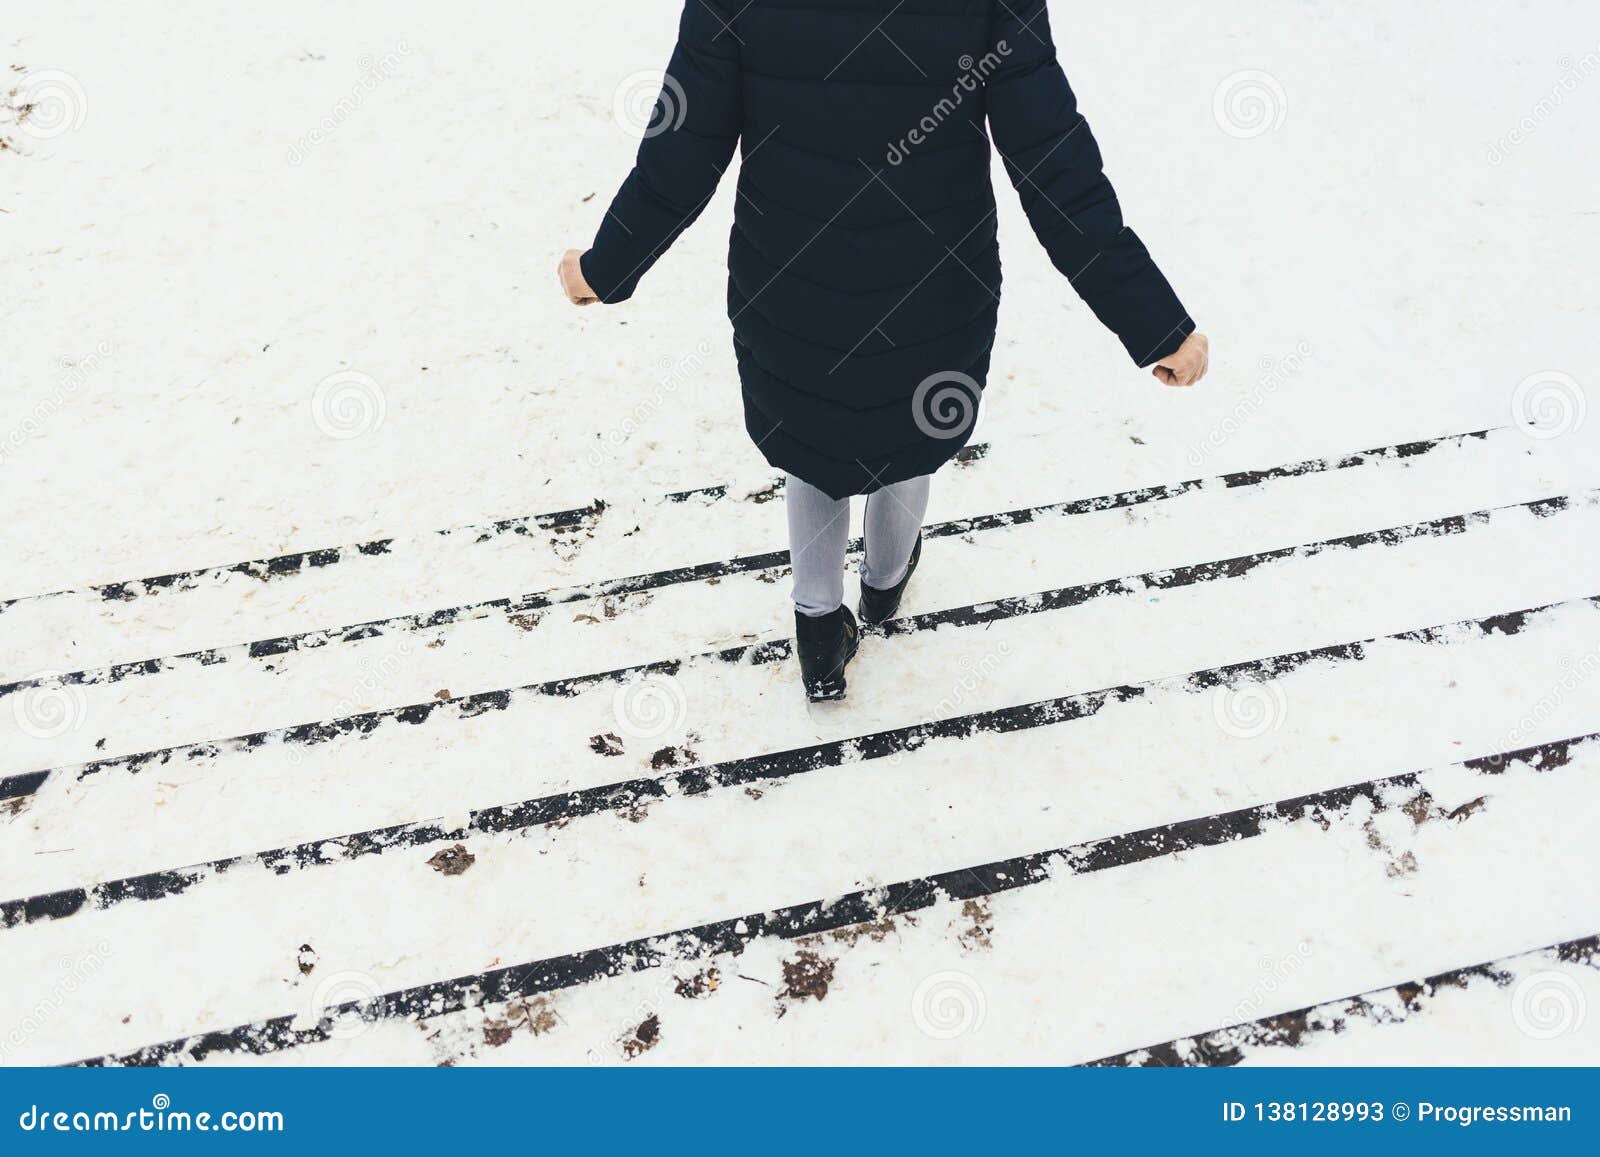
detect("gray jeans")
[785,473,930,617]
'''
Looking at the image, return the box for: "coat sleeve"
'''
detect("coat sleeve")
[579,0,742,304]
[984,0,1194,366]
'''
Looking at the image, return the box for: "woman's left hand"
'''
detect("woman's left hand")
[558,249,599,306]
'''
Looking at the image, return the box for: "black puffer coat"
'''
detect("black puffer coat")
[581,0,1194,499]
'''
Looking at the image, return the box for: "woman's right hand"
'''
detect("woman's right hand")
[1152,332,1209,387]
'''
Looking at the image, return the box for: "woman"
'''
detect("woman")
[560,0,1209,701]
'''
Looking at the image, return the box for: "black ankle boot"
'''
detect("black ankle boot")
[857,533,922,625]
[794,605,860,701]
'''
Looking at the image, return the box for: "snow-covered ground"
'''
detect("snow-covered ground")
[2,0,1598,1066]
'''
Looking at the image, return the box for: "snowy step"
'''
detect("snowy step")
[5,593,1594,924]
[6,478,1595,795]
[6,483,1593,800]
[1090,931,1600,1067]
[5,486,1594,835]
[398,941,1600,1068]
[0,426,1543,691]
[385,851,1600,1068]
[308,904,1600,1068]
[3,427,1590,781]
[3,593,1594,1049]
[22,730,1600,1067]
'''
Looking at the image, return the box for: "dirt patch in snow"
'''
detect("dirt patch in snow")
[779,950,836,1007]
[825,913,909,947]
[956,899,994,951]
[1446,795,1488,822]
[674,967,720,998]
[622,1013,661,1059]
[427,844,476,875]
[598,593,652,619]
[650,744,699,769]
[617,801,653,824]
[1362,819,1419,878]
[482,995,559,1048]
[589,732,624,756]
